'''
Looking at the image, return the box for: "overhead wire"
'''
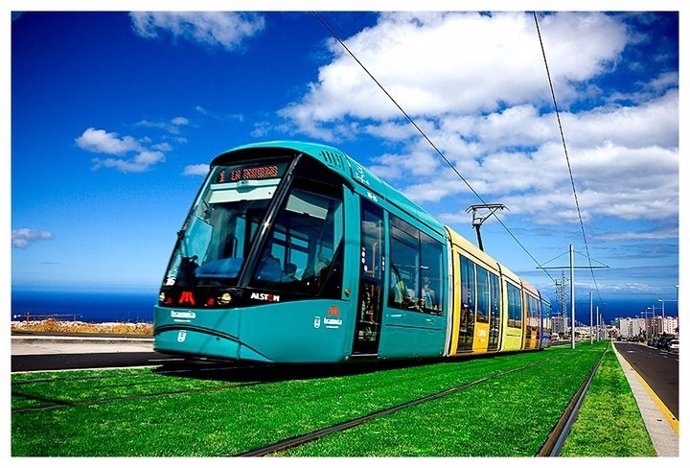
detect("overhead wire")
[311,11,556,284]
[532,12,604,303]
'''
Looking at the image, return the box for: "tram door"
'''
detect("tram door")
[457,254,475,352]
[352,200,384,355]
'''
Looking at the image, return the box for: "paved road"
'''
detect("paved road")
[11,335,182,372]
[613,341,678,419]
[11,351,182,372]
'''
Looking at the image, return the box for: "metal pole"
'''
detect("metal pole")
[589,291,593,345]
[595,306,599,341]
[570,244,575,349]
[474,225,484,252]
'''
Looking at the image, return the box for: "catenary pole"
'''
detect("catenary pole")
[589,291,593,345]
[536,245,608,349]
[570,244,575,349]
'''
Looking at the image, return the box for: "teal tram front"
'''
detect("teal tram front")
[154,141,449,363]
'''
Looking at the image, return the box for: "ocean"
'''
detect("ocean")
[11,289,158,323]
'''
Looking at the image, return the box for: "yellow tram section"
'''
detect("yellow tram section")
[522,281,541,350]
[446,227,515,356]
[500,268,524,352]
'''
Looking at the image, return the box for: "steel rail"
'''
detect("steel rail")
[536,344,609,456]
[237,360,549,457]
[12,380,261,413]
[11,362,269,386]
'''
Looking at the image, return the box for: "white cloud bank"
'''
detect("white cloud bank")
[281,12,678,225]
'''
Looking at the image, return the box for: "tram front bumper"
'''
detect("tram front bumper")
[154,326,273,362]
[153,306,273,362]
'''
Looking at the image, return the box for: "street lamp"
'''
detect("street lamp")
[647,306,655,337]
[658,297,678,335]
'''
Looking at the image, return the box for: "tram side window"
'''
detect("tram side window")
[541,300,552,334]
[388,215,444,315]
[507,283,522,328]
[361,202,384,281]
[524,294,539,342]
[420,231,443,314]
[476,265,489,323]
[251,182,344,298]
[529,296,540,328]
[389,221,419,309]
[460,255,476,325]
[488,271,501,348]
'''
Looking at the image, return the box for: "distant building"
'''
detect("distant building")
[651,315,679,335]
[542,316,553,332]
[553,315,569,335]
[616,315,678,338]
[618,317,646,339]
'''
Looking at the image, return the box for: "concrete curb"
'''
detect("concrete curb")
[11,335,155,356]
[612,343,679,457]
[11,335,153,346]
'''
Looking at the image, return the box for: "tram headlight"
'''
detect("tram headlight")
[159,292,166,303]
[218,292,233,305]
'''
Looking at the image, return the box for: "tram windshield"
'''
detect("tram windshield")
[163,158,289,288]
[162,155,344,299]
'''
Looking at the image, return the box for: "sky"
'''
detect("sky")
[6,3,683,321]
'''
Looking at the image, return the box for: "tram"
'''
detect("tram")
[154,141,551,363]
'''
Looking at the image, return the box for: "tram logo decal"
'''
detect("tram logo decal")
[313,316,321,329]
[177,330,187,343]
[250,292,281,302]
[324,306,342,328]
[179,291,196,306]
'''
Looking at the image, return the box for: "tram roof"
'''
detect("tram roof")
[215,140,445,236]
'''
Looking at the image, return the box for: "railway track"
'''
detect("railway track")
[536,343,609,456]
[12,345,608,456]
[11,363,272,413]
[236,359,552,456]
[236,346,607,457]
[10,358,459,413]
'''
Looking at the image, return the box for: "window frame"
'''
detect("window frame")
[248,175,345,299]
[387,214,444,316]
[507,282,522,329]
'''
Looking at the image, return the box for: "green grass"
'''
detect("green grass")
[12,343,606,456]
[281,343,606,456]
[559,346,656,457]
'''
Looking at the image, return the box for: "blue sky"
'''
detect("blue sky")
[8,7,681,319]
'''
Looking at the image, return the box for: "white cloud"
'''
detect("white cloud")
[281,12,628,136]
[135,116,191,135]
[75,128,141,154]
[597,228,678,241]
[130,12,265,51]
[276,12,677,227]
[12,228,54,248]
[171,116,189,126]
[183,164,210,176]
[195,105,245,124]
[76,119,182,173]
[151,142,173,152]
[92,150,166,174]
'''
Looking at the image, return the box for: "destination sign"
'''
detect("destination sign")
[230,165,279,181]
[216,164,281,183]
